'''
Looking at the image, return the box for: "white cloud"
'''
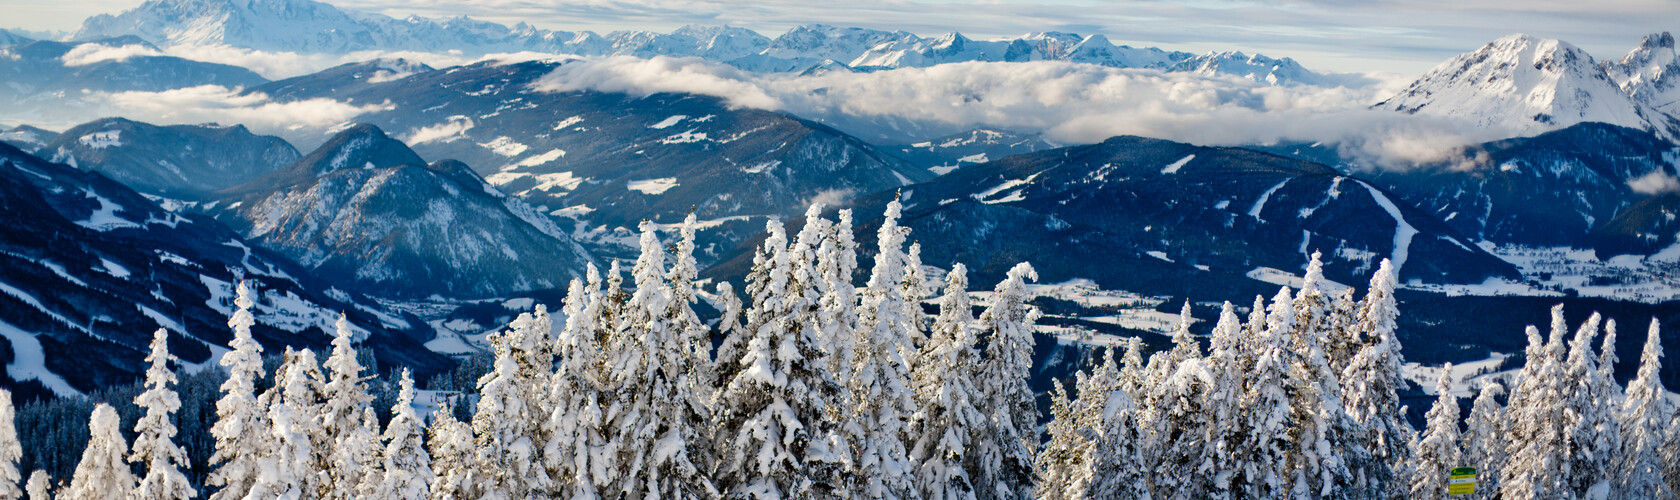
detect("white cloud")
[90,85,394,134]
[60,43,164,66]
[1627,170,1680,195]
[404,115,475,144]
[534,56,1509,170]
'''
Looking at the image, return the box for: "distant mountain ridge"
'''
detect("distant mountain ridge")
[66,0,1342,85]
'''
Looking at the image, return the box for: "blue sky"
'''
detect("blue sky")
[5,0,1676,74]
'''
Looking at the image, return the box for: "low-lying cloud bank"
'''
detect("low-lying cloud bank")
[93,85,394,133]
[535,56,1512,170]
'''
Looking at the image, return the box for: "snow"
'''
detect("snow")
[511,149,565,168]
[1418,243,1680,303]
[1246,266,1353,293]
[550,204,595,219]
[1402,352,1513,398]
[1160,154,1195,174]
[553,115,585,130]
[77,130,123,149]
[649,115,688,129]
[405,116,474,144]
[660,130,710,144]
[1247,179,1289,221]
[76,189,141,232]
[486,170,587,194]
[40,261,87,288]
[1358,181,1417,277]
[627,177,680,195]
[479,136,529,157]
[929,165,961,175]
[0,318,81,397]
[958,153,989,164]
[137,305,185,334]
[742,160,780,173]
[1146,251,1173,263]
[99,258,131,278]
[0,281,89,333]
[973,172,1042,204]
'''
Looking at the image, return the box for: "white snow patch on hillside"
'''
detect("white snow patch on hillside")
[1420,244,1680,303]
[1403,353,1512,398]
[743,160,779,173]
[958,153,989,164]
[479,136,529,157]
[513,149,566,168]
[649,115,688,129]
[930,164,961,175]
[138,305,185,334]
[1161,154,1195,174]
[1246,267,1352,293]
[77,130,123,149]
[661,130,709,144]
[974,172,1042,203]
[1146,251,1173,262]
[0,319,81,397]
[405,116,473,144]
[628,177,679,195]
[99,258,131,278]
[1358,181,1417,276]
[77,190,141,232]
[554,115,585,130]
[40,261,87,288]
[1248,179,1289,220]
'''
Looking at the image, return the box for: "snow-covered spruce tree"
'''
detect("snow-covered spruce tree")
[668,212,718,405]
[607,220,716,499]
[817,209,859,391]
[910,264,983,500]
[65,404,134,500]
[427,401,477,500]
[24,471,47,500]
[0,390,18,500]
[900,241,930,352]
[849,198,920,500]
[1323,288,1361,375]
[346,408,384,497]
[374,369,432,500]
[472,312,552,499]
[247,348,323,500]
[1035,380,1082,500]
[712,218,847,498]
[1200,302,1246,499]
[1562,313,1617,497]
[971,263,1040,500]
[1461,382,1506,499]
[207,281,267,500]
[1135,301,1211,499]
[1339,259,1410,497]
[130,329,195,500]
[1288,255,1363,499]
[544,273,609,499]
[1065,347,1122,497]
[1140,302,1199,409]
[1082,357,1149,500]
[1619,319,1672,499]
[1117,337,1145,400]
[321,314,375,499]
[1501,309,1574,498]
[1410,366,1462,499]
[1232,287,1296,499]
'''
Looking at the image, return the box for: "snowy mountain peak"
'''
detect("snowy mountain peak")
[1378,33,1680,139]
[291,124,425,178]
[1605,32,1680,116]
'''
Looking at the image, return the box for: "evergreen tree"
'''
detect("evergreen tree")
[668,212,717,406]
[208,281,267,500]
[328,408,379,499]
[910,263,982,500]
[65,404,133,500]
[849,199,921,500]
[24,471,47,500]
[544,274,609,499]
[321,314,375,499]
[1501,308,1574,498]
[1339,260,1410,497]
[817,209,860,391]
[427,401,476,500]
[1200,302,1246,498]
[1117,337,1145,399]
[248,348,322,500]
[1140,302,1199,406]
[1618,319,1672,499]
[374,370,432,500]
[1562,314,1618,496]
[1066,348,1121,497]
[900,241,929,352]
[971,263,1040,500]
[1082,371,1148,500]
[1323,288,1361,375]
[1410,367,1462,499]
[130,329,195,500]
[472,312,551,499]
[0,390,19,500]
[1233,287,1296,498]
[1035,380,1082,500]
[1460,382,1505,499]
[1289,254,1363,499]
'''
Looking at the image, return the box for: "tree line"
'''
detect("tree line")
[0,199,1674,499]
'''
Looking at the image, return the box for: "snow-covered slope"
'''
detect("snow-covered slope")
[1377,34,1680,140]
[212,124,595,299]
[69,0,1337,85]
[1604,32,1680,116]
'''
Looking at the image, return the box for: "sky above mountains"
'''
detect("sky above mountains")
[5,0,1676,74]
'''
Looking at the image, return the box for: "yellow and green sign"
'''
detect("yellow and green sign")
[1448,467,1477,495]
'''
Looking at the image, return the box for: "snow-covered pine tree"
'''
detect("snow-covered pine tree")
[374,369,432,500]
[1065,347,1121,497]
[849,199,921,500]
[427,401,477,500]
[0,390,18,500]
[207,281,267,500]
[1201,302,1246,498]
[1232,287,1296,499]
[900,241,929,352]
[1117,337,1145,399]
[1410,366,1462,499]
[1461,382,1505,499]
[1618,319,1672,500]
[129,328,195,500]
[1140,302,1200,407]
[1339,259,1410,497]
[1035,380,1082,500]
[1141,353,1215,500]
[247,348,323,500]
[668,212,717,404]
[971,263,1040,500]
[1288,254,1362,499]
[1501,309,1574,498]
[608,220,716,500]
[712,218,846,499]
[65,404,134,500]
[321,314,375,499]
[910,263,983,500]
[472,313,551,499]
[817,209,859,391]
[331,408,381,498]
[544,274,609,499]
[1562,313,1617,497]
[1324,288,1361,375]
[1082,371,1148,500]
[24,471,46,500]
